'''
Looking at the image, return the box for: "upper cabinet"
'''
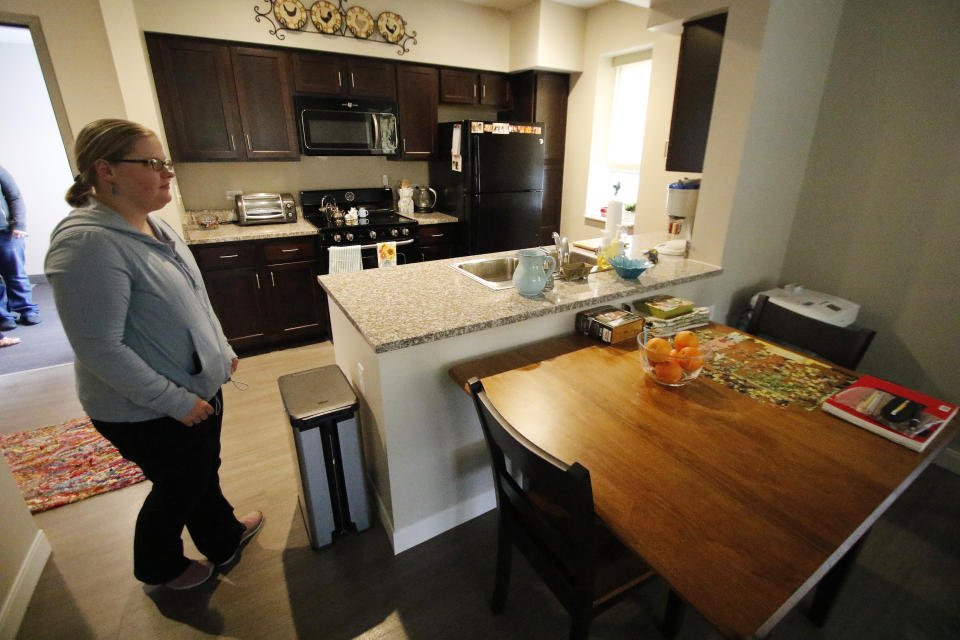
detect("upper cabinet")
[440,69,510,108]
[147,34,298,161]
[665,12,727,173]
[396,65,439,159]
[292,51,396,99]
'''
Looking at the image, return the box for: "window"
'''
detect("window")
[607,52,652,211]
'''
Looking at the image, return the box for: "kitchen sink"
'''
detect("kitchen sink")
[450,247,599,290]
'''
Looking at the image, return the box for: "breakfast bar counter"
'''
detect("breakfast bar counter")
[317,234,723,554]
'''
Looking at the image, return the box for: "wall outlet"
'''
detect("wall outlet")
[225,190,242,201]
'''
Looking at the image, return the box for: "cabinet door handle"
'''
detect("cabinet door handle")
[337,71,342,87]
[219,254,239,259]
[245,134,252,150]
[473,84,477,98]
[482,84,486,99]
[351,72,356,88]
[270,272,276,287]
[230,135,236,151]
[431,233,444,238]
[281,248,299,253]
[255,273,261,289]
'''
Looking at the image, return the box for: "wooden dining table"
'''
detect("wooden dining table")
[449,325,958,638]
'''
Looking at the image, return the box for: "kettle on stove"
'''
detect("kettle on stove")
[413,185,437,213]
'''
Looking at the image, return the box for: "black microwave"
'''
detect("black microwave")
[294,96,399,156]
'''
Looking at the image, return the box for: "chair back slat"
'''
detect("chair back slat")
[746,294,875,369]
[468,378,595,591]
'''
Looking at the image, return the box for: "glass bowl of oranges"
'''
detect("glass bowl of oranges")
[638,330,712,387]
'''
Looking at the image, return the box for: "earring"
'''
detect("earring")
[111,185,118,197]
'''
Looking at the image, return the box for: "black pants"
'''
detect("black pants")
[92,391,244,584]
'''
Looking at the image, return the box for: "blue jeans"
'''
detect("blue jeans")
[0,231,38,320]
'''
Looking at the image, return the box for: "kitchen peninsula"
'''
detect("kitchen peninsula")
[319,234,721,553]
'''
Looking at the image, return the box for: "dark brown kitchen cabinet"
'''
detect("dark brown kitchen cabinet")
[501,70,569,243]
[396,65,438,159]
[292,51,396,98]
[440,69,477,104]
[418,223,459,261]
[479,73,510,107]
[192,237,328,352]
[231,46,299,159]
[440,69,510,107]
[665,12,727,172]
[146,34,298,161]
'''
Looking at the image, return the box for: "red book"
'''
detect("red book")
[821,375,957,452]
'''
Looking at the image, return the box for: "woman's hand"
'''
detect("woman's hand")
[180,397,214,426]
[230,357,239,375]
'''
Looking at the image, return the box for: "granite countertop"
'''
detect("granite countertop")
[319,232,722,353]
[183,220,318,245]
[181,209,456,244]
[405,211,458,225]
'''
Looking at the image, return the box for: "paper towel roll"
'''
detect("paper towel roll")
[605,200,623,234]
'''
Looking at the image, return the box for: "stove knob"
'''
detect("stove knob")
[333,233,342,243]
[369,230,377,239]
[402,228,410,236]
[345,233,354,242]
[390,228,399,237]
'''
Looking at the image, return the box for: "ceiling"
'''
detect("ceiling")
[455,0,651,12]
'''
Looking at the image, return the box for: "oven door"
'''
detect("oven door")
[299,109,398,156]
[359,238,418,269]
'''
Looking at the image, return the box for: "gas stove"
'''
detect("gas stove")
[301,187,417,247]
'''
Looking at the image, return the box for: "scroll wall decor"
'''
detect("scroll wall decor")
[255,0,418,55]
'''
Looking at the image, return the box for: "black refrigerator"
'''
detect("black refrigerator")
[429,121,545,255]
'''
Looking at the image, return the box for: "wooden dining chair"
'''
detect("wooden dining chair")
[467,377,656,640]
[746,294,876,369]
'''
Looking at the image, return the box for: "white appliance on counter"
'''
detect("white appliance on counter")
[750,284,860,327]
[656,178,700,256]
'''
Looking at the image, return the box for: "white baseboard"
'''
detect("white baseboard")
[0,530,51,640]
[390,489,496,555]
[934,446,960,475]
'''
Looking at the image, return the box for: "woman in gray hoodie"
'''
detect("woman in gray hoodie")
[45,119,262,590]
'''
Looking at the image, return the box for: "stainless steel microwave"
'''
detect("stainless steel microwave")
[294,96,399,156]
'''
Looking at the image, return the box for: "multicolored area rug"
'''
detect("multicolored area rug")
[0,417,145,513]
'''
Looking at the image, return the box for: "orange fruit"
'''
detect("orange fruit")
[674,330,699,350]
[645,337,672,363]
[654,360,684,384]
[676,346,704,371]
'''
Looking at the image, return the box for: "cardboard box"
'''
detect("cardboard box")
[576,306,646,344]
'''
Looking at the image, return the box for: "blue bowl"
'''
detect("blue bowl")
[609,255,654,279]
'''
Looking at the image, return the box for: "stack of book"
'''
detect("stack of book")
[633,295,710,337]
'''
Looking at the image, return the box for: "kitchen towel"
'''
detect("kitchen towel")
[377,241,397,267]
[605,200,623,234]
[328,245,362,273]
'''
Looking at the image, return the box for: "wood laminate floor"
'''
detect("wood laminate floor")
[9,343,960,639]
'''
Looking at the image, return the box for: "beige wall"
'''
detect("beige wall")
[0,1,125,629]
[133,0,511,71]
[559,2,678,244]
[780,0,960,402]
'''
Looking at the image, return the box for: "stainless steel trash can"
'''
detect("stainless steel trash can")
[278,365,371,549]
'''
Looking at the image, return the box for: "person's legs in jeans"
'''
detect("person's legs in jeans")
[0,232,38,318]
[93,393,243,584]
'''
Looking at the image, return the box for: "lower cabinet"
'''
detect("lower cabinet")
[418,223,459,261]
[192,237,328,352]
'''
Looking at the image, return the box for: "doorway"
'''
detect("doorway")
[0,21,75,374]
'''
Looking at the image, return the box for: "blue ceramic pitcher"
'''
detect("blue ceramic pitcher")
[513,249,557,297]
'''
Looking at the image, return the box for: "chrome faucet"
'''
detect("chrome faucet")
[552,232,569,269]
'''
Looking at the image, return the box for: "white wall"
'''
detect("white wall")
[780,0,960,403]
[0,27,74,275]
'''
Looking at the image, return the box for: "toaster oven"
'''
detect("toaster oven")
[235,193,297,226]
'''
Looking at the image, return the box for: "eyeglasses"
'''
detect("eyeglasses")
[112,158,174,172]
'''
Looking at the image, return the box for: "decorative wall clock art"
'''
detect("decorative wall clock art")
[255,0,418,55]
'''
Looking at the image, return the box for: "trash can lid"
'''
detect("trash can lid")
[278,365,358,423]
